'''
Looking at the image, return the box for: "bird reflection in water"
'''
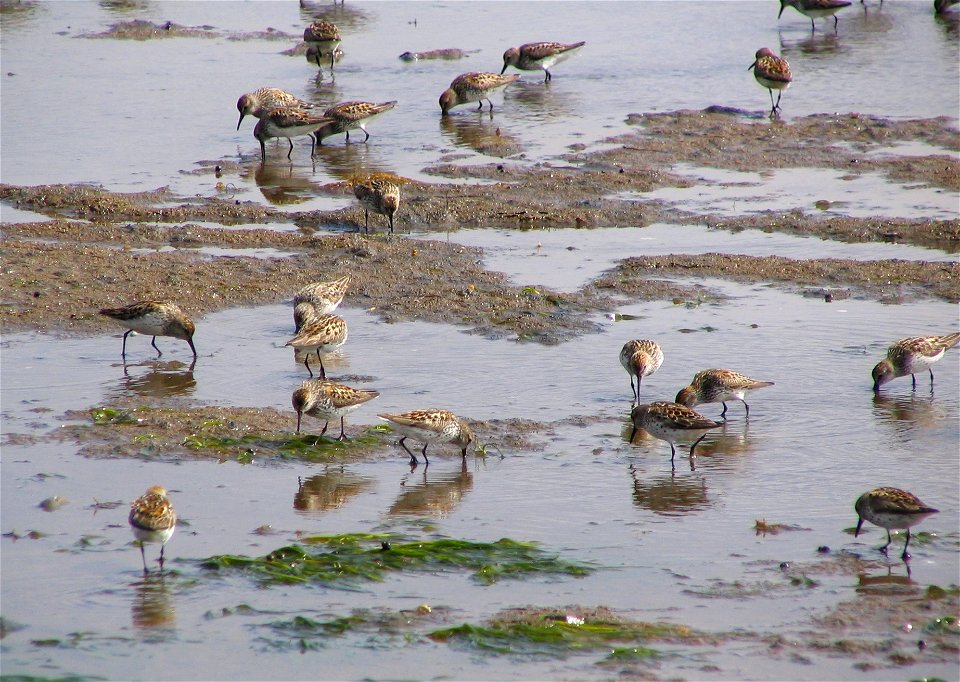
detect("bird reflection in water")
[439,115,523,157]
[387,459,474,518]
[682,420,757,470]
[856,561,918,588]
[130,572,176,631]
[294,467,374,514]
[250,162,322,205]
[871,391,946,437]
[628,465,709,516]
[112,359,196,399]
[779,32,847,58]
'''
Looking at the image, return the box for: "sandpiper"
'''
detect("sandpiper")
[129,485,177,574]
[292,379,379,440]
[378,409,475,467]
[872,332,960,391]
[293,275,350,332]
[99,300,197,358]
[855,487,939,560]
[439,72,520,115]
[778,0,852,32]
[500,40,585,82]
[352,174,401,234]
[285,313,348,378]
[315,100,397,144]
[237,87,315,130]
[675,369,775,419]
[253,107,333,161]
[748,48,792,118]
[619,340,664,403]
[630,402,723,469]
[303,20,341,69]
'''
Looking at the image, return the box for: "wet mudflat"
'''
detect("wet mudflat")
[1,2,958,681]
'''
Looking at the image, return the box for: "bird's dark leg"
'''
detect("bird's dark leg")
[742,400,751,418]
[833,15,839,31]
[421,443,430,467]
[388,213,394,235]
[319,421,329,436]
[337,417,347,441]
[121,329,132,357]
[880,529,892,554]
[304,354,314,378]
[151,336,163,356]
[159,545,165,572]
[629,377,637,402]
[309,135,316,156]
[544,70,551,83]
[810,17,816,31]
[911,373,917,390]
[362,127,370,142]
[140,543,148,574]
[345,129,351,142]
[364,209,370,234]
[720,402,729,419]
[260,138,267,162]
[477,100,483,110]
[669,442,677,467]
[929,368,935,386]
[689,433,709,457]
[317,352,327,379]
[398,437,418,465]
[901,528,912,560]
[286,139,294,160]
[629,425,638,442]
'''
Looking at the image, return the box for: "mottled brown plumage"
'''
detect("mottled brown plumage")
[854,487,939,560]
[439,72,521,115]
[748,48,792,117]
[675,369,775,418]
[129,485,177,574]
[285,313,348,378]
[99,300,196,358]
[378,409,475,466]
[872,332,960,391]
[500,40,585,82]
[292,379,379,440]
[619,340,664,403]
[630,401,723,468]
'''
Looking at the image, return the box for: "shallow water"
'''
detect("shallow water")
[2,2,960,680]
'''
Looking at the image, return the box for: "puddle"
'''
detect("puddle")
[632,165,959,220]
[424,223,958,293]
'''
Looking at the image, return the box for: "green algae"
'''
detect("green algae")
[199,534,593,586]
[428,607,704,659]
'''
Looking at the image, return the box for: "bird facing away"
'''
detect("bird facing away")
[285,313,348,378]
[619,340,664,403]
[378,409,475,467]
[630,401,723,469]
[236,87,315,130]
[854,487,939,560]
[675,369,775,419]
[500,40,586,82]
[292,379,380,440]
[303,20,341,69]
[315,100,398,144]
[439,72,521,115]
[748,48,792,118]
[129,485,177,574]
[253,107,333,161]
[99,300,197,358]
[778,0,852,32]
[871,332,960,391]
[292,275,351,332]
[352,174,401,234]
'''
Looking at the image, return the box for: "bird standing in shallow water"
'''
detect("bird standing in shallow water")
[315,100,397,144]
[675,369,775,419]
[748,48,792,118]
[778,0,852,32]
[129,486,177,574]
[630,401,723,469]
[253,107,333,161]
[619,340,664,403]
[854,487,939,560]
[236,87,315,130]
[292,275,350,332]
[99,300,197,358]
[871,332,960,391]
[285,313,348,378]
[303,20,341,69]
[439,72,521,115]
[500,40,585,82]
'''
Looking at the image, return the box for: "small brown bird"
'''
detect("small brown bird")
[778,0,852,32]
[378,409,475,467]
[675,369,775,419]
[292,275,350,332]
[252,107,333,161]
[352,175,401,234]
[872,332,960,391]
[99,300,196,358]
[630,402,723,468]
[854,487,939,560]
[236,87,315,130]
[315,100,397,144]
[500,40,586,83]
[619,340,664,403]
[748,48,792,118]
[292,379,380,440]
[303,20,341,69]
[285,313,348,378]
[129,485,177,574]
[439,72,521,115]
